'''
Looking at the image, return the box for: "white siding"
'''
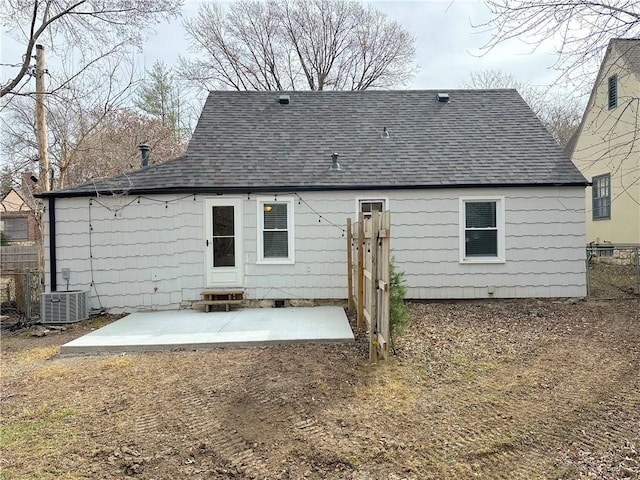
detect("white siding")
[43,186,586,312]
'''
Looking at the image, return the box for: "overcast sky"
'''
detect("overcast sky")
[1,0,564,95]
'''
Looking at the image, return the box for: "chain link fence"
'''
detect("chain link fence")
[0,269,43,325]
[586,246,640,299]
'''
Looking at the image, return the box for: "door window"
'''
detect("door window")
[212,205,235,267]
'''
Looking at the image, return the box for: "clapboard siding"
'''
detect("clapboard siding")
[43,186,586,312]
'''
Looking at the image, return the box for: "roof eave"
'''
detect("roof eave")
[35,181,589,199]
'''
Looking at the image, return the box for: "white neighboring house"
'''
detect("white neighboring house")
[567,38,640,251]
[37,90,587,312]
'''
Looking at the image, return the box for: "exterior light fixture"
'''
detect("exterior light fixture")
[264,204,273,212]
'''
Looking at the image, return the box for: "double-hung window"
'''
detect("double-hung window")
[459,197,505,263]
[592,174,611,220]
[257,197,294,264]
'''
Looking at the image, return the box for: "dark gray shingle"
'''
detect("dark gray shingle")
[43,89,586,197]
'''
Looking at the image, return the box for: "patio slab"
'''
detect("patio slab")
[60,306,354,355]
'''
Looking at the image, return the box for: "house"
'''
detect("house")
[567,38,640,250]
[36,90,587,313]
[0,172,39,245]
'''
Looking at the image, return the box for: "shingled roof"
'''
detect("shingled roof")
[41,89,586,198]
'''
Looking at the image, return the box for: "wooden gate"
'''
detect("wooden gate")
[347,210,390,361]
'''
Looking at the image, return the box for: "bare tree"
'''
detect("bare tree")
[181,0,417,91]
[477,1,640,91]
[461,69,544,112]
[1,53,186,190]
[461,69,583,148]
[478,3,640,213]
[0,0,182,99]
[63,109,187,186]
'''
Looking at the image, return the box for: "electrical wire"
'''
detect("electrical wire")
[87,198,103,308]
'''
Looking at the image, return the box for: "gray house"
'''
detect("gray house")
[38,90,587,312]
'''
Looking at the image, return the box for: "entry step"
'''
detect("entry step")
[197,290,244,312]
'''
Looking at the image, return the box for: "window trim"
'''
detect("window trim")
[459,196,506,264]
[607,74,618,110]
[256,196,295,265]
[355,197,389,219]
[592,173,611,220]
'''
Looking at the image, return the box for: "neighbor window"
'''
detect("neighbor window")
[459,197,505,263]
[608,75,617,109]
[358,199,386,218]
[592,173,611,220]
[2,217,28,241]
[257,197,294,263]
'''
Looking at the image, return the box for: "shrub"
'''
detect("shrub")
[389,258,410,351]
[0,231,9,246]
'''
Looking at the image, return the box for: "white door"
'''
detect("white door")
[204,198,243,287]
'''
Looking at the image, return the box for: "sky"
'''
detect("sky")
[0,0,563,95]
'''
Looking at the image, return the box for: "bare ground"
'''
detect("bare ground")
[1,298,639,480]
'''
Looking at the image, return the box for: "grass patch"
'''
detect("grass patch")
[1,405,79,478]
[33,365,73,379]
[1,405,75,448]
[355,363,421,413]
[16,346,60,363]
[100,355,133,370]
[82,315,120,330]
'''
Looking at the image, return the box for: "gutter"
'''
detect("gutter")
[35,181,590,199]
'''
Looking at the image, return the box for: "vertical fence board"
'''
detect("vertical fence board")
[347,218,354,313]
[357,213,364,329]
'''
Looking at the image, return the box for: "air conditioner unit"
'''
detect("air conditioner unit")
[40,290,90,324]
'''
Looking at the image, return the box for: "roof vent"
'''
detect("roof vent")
[437,93,450,103]
[330,152,342,171]
[278,94,290,104]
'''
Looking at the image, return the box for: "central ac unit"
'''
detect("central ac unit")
[40,290,90,324]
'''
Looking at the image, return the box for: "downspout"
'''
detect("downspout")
[48,197,57,291]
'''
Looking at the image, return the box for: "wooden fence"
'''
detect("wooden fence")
[347,211,390,361]
[0,245,39,271]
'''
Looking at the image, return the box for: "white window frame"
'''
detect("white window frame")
[459,196,505,264]
[257,196,295,264]
[355,197,388,219]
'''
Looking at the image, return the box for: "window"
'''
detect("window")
[358,198,386,218]
[592,174,611,220]
[2,217,28,241]
[212,205,235,267]
[459,197,505,263]
[608,75,617,109]
[257,197,294,263]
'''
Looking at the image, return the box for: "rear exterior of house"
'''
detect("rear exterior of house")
[40,90,587,312]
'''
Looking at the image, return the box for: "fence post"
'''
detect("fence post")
[585,250,591,298]
[25,269,32,320]
[357,213,364,329]
[635,247,640,295]
[369,210,379,363]
[347,218,354,313]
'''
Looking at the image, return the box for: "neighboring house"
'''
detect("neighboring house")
[0,173,39,245]
[567,38,640,249]
[37,90,587,312]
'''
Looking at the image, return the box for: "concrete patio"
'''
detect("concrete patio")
[60,306,354,355]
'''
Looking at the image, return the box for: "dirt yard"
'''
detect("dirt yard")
[1,298,639,479]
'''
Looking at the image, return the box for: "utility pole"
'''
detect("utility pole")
[34,44,50,192]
